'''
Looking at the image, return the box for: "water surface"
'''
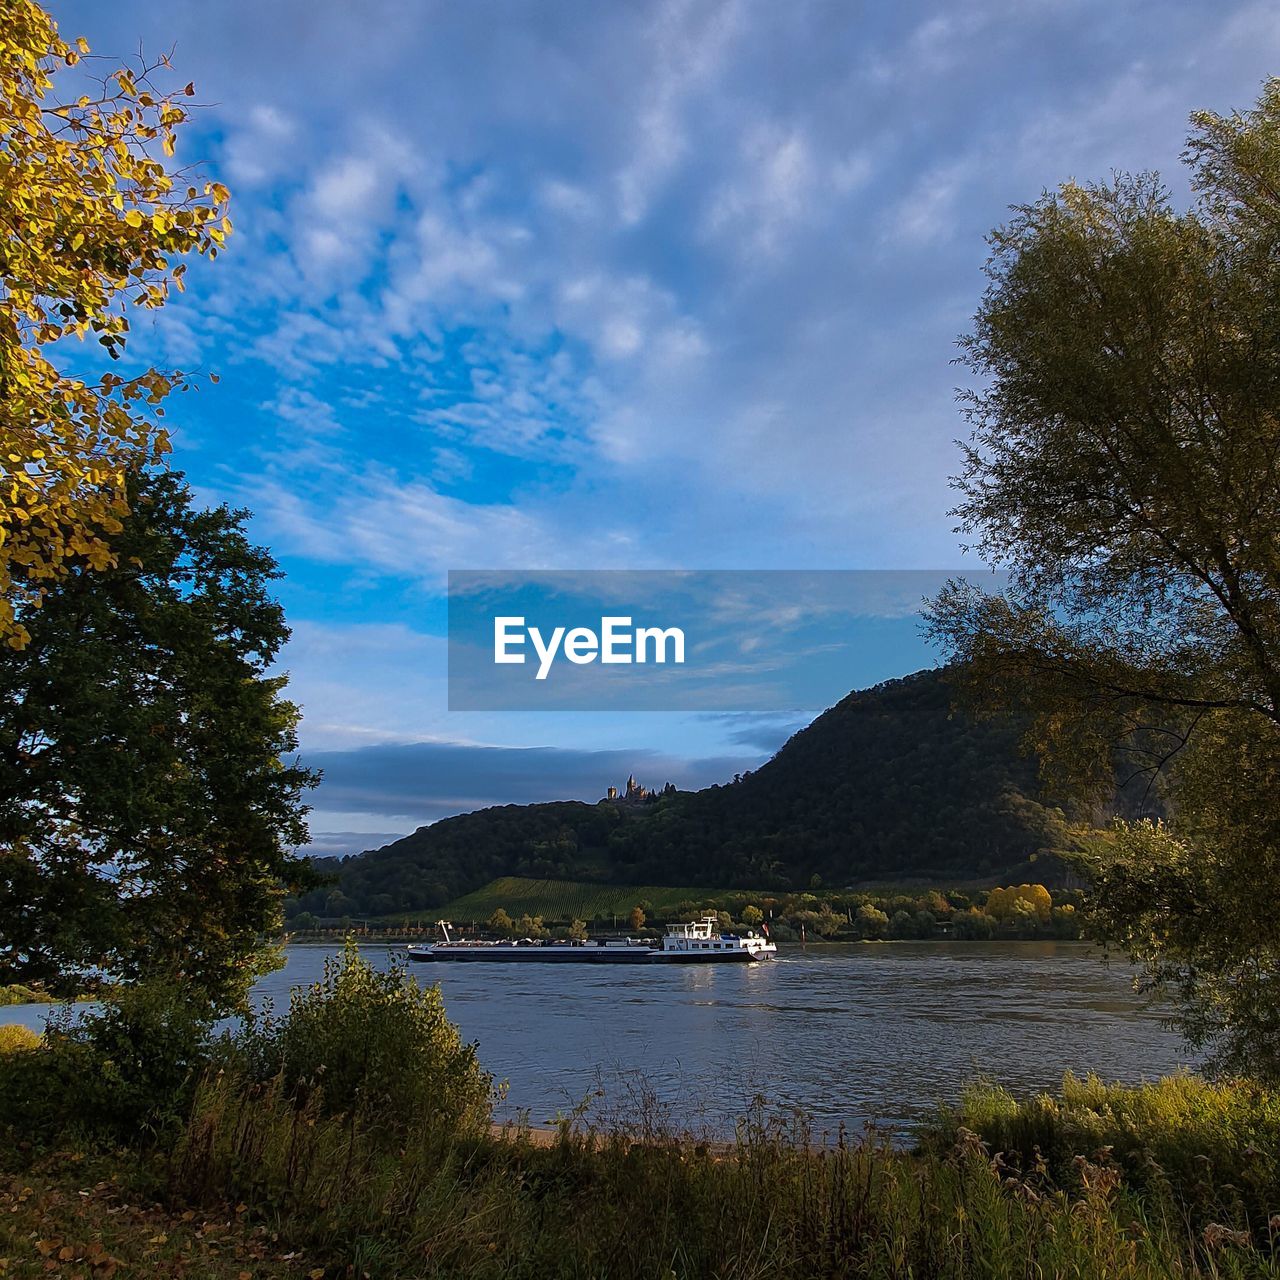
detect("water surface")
[4,941,1192,1137]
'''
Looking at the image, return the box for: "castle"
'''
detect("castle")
[606,773,649,803]
[605,774,676,804]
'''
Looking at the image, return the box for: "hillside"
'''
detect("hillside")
[296,667,1129,918]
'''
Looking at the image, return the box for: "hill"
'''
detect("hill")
[294,666,1139,919]
[434,877,724,923]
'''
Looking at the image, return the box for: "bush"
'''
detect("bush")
[0,980,216,1144]
[922,1071,1280,1228]
[0,1024,41,1054]
[236,940,493,1137]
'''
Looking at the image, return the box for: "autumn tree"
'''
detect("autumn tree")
[488,908,515,936]
[929,79,1280,1077]
[854,903,888,939]
[628,905,646,932]
[1,2,231,648]
[0,470,316,1009]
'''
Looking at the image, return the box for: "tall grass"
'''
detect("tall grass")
[167,1073,1277,1279]
[924,1072,1280,1236]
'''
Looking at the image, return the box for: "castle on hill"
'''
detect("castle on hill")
[605,774,676,804]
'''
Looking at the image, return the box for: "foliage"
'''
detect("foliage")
[0,470,317,1010]
[1077,798,1280,1080]
[163,1084,1267,1279]
[0,1023,39,1053]
[925,1071,1280,1231]
[0,1,231,647]
[953,907,998,940]
[927,79,1280,1080]
[628,904,646,931]
[0,979,216,1142]
[854,903,889,939]
[487,907,515,936]
[986,884,1052,923]
[340,875,1084,943]
[234,940,492,1138]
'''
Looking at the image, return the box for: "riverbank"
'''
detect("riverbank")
[0,984,105,1007]
[2,1085,1273,1279]
[0,946,1270,1277]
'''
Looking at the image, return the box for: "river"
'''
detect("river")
[3,940,1193,1138]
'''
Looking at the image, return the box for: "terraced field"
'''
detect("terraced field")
[436,877,755,924]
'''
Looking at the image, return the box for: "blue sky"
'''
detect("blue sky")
[54,0,1280,852]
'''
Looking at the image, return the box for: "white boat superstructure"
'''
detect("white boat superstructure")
[658,915,777,960]
[406,915,777,964]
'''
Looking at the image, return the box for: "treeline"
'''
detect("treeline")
[467,882,1085,943]
[290,882,1086,943]
[290,669,1146,920]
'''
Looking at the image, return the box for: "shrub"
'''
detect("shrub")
[236,940,493,1137]
[0,1024,41,1054]
[923,1071,1280,1228]
[0,980,216,1144]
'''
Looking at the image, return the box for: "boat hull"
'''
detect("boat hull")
[406,946,771,964]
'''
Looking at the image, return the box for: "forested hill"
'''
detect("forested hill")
[302,668,1116,918]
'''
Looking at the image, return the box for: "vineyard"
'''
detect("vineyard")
[435,877,756,924]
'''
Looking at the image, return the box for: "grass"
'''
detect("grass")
[9,1086,1279,1280]
[428,876,748,924]
[925,1071,1280,1227]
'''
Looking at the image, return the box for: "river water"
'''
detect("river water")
[3,941,1193,1138]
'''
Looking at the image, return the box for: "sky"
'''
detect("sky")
[53,0,1280,853]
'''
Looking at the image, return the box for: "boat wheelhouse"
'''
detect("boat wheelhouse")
[656,915,776,960]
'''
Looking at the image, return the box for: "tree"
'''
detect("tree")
[515,914,547,940]
[952,907,997,941]
[1,3,231,648]
[854,903,888,940]
[0,470,316,1009]
[741,904,763,926]
[488,908,515,936]
[627,905,646,932]
[567,918,588,941]
[928,79,1280,1077]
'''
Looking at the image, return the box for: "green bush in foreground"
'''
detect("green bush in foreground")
[0,980,216,1143]
[234,939,494,1137]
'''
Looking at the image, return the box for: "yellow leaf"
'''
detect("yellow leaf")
[123,209,143,228]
